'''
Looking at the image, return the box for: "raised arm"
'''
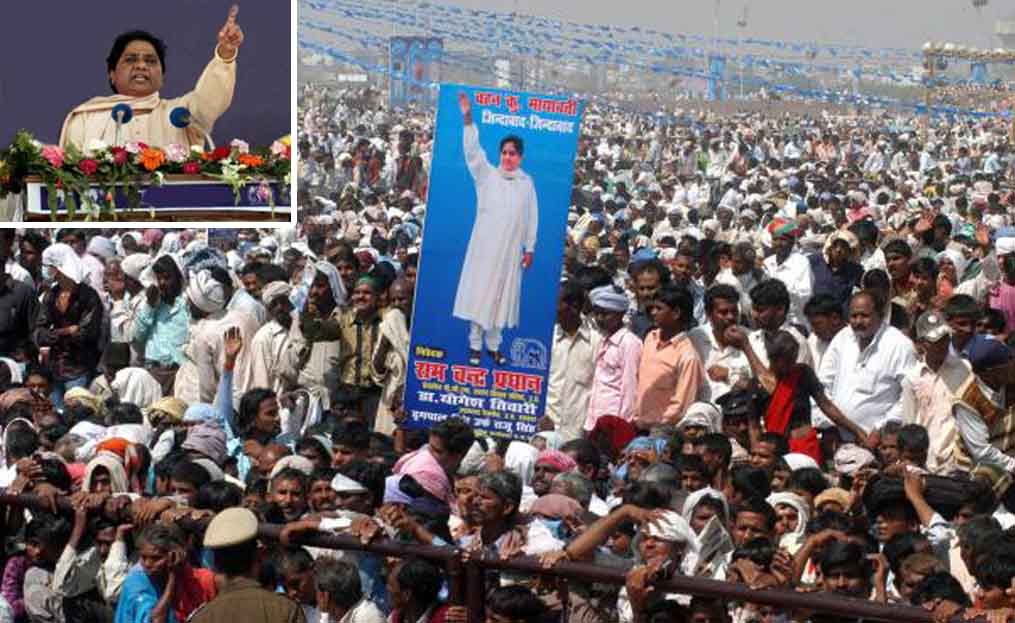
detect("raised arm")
[182,5,243,131]
[460,92,490,184]
[218,326,242,440]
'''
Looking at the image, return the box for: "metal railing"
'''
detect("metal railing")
[0,491,934,623]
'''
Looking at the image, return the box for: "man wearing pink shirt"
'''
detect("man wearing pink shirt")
[585,285,642,432]
[635,284,705,431]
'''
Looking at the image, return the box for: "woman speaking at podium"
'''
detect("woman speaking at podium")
[58,4,245,150]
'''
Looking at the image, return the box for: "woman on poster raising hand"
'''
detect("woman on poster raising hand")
[453,91,539,368]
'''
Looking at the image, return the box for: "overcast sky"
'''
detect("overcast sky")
[435,0,1013,52]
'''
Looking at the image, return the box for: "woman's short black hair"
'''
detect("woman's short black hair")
[487,585,547,620]
[749,279,790,313]
[195,481,244,512]
[239,388,277,435]
[152,255,183,302]
[106,30,167,93]
[395,558,443,607]
[499,135,524,156]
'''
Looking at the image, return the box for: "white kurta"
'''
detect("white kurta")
[762,251,814,328]
[248,318,293,394]
[59,49,236,150]
[452,124,538,331]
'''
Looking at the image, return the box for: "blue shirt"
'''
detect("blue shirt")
[809,254,863,311]
[114,569,174,623]
[131,296,189,366]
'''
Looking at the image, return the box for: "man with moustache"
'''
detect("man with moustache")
[818,290,918,445]
[688,284,750,401]
[248,280,296,394]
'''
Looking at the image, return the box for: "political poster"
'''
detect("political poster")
[708,54,726,102]
[389,37,443,109]
[404,84,584,439]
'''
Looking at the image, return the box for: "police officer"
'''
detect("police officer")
[189,507,306,623]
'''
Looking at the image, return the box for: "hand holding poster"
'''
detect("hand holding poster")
[404,84,584,439]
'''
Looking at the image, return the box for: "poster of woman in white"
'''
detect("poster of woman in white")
[453,91,538,367]
[404,84,583,439]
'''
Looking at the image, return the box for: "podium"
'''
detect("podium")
[20,175,291,222]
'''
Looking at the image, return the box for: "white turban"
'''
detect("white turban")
[504,441,539,488]
[86,236,116,260]
[41,243,85,284]
[642,510,700,575]
[997,237,1015,256]
[116,231,143,256]
[330,473,368,494]
[260,281,293,307]
[936,249,968,280]
[782,452,820,472]
[0,358,22,385]
[288,242,318,261]
[192,458,225,482]
[767,491,811,551]
[121,253,153,281]
[160,232,182,255]
[269,455,315,479]
[110,367,163,410]
[186,270,226,314]
[681,487,729,530]
[589,285,629,312]
[677,402,722,434]
[645,510,693,541]
[314,261,347,307]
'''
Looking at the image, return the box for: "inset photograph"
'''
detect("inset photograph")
[0,2,291,223]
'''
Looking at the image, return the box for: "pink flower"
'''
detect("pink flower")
[270,140,289,158]
[230,139,250,154]
[182,161,201,175]
[78,159,98,177]
[125,141,145,155]
[110,147,129,166]
[165,143,189,164]
[41,145,64,168]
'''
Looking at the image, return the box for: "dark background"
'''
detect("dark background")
[0,1,290,147]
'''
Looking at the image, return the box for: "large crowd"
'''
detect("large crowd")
[1,83,1015,623]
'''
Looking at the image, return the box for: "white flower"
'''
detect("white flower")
[125,142,144,154]
[230,139,250,154]
[190,145,204,154]
[85,139,108,157]
[165,144,189,164]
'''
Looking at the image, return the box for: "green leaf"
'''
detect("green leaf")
[46,182,57,221]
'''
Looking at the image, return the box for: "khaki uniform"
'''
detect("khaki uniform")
[188,578,305,623]
[953,377,1015,472]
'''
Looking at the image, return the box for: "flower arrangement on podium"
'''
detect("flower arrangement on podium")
[0,132,291,220]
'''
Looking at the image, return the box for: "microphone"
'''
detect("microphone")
[169,106,215,151]
[111,104,133,146]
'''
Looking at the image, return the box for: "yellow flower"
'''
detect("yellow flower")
[279,135,291,146]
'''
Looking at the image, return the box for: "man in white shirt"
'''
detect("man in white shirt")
[762,219,813,329]
[746,279,813,370]
[819,290,918,441]
[901,312,972,475]
[688,284,750,401]
[803,294,846,369]
[546,282,601,442]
